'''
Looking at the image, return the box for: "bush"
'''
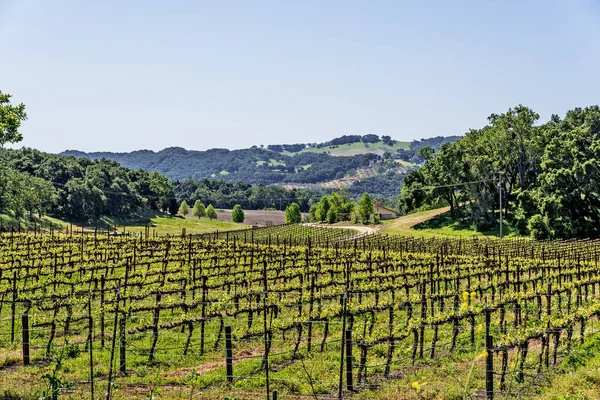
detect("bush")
[231,204,244,223]
[178,200,189,216]
[326,207,338,224]
[284,203,302,224]
[65,343,81,359]
[315,196,330,222]
[308,204,318,222]
[206,205,217,220]
[528,214,551,239]
[192,200,206,218]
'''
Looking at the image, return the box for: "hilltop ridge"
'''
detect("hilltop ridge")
[62,134,460,198]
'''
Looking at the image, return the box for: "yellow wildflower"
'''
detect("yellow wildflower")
[411,381,421,392]
[462,291,469,302]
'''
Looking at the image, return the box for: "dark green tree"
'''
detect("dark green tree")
[206,204,217,220]
[326,206,338,224]
[284,202,302,224]
[0,90,27,147]
[179,200,190,216]
[315,196,330,222]
[193,200,206,218]
[357,192,374,224]
[231,204,244,223]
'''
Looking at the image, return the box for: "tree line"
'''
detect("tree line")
[400,105,600,239]
[0,89,388,227]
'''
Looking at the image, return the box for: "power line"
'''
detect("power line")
[402,178,495,193]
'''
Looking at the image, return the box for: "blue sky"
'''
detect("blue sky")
[2,0,599,153]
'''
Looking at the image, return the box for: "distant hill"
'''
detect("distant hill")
[62,135,460,198]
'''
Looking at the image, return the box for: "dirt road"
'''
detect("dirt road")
[303,223,380,240]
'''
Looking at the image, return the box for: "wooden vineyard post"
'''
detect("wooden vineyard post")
[87,293,95,400]
[338,292,347,400]
[225,326,233,383]
[100,276,106,348]
[345,329,354,392]
[200,276,208,355]
[106,286,121,400]
[262,260,271,400]
[338,261,350,400]
[11,271,17,343]
[485,307,494,400]
[148,293,162,362]
[119,316,127,376]
[22,312,30,365]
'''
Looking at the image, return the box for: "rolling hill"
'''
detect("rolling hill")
[62,135,460,198]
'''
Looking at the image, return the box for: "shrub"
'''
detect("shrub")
[206,205,217,220]
[326,207,338,224]
[231,205,244,223]
[284,203,302,224]
[178,200,190,216]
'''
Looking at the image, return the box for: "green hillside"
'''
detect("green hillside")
[62,135,459,199]
[291,140,411,157]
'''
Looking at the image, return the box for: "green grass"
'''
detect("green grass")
[268,159,285,167]
[412,209,522,238]
[92,209,246,235]
[394,159,416,167]
[282,140,411,157]
[256,159,286,167]
[2,209,246,236]
[123,214,246,235]
[0,212,68,232]
[531,334,600,399]
[381,207,524,239]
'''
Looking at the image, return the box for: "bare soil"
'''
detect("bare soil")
[186,209,306,227]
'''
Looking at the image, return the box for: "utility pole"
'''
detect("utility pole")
[497,172,503,238]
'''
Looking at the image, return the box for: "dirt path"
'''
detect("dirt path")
[381,206,451,235]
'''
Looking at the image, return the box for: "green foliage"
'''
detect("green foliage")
[65,135,457,198]
[315,196,330,222]
[0,147,178,223]
[192,200,206,218]
[206,204,217,220]
[308,204,317,222]
[326,206,338,224]
[179,200,190,216]
[167,198,178,216]
[358,192,374,224]
[284,202,302,224]
[40,342,73,400]
[399,105,600,239]
[173,178,318,213]
[350,210,359,223]
[65,146,381,186]
[231,204,244,223]
[0,90,27,147]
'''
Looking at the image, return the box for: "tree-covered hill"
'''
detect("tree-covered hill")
[62,135,460,191]
[400,105,600,239]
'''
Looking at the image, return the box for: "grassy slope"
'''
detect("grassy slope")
[1,209,246,236]
[296,141,411,157]
[121,213,246,235]
[382,206,522,238]
[0,212,69,232]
